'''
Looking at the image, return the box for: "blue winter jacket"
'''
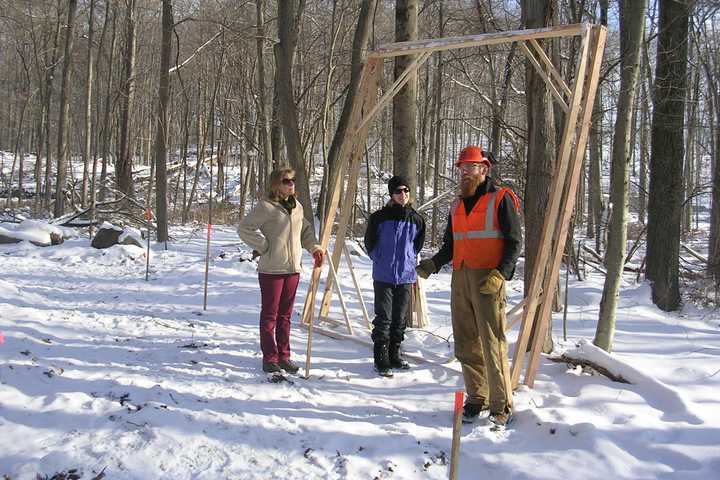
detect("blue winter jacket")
[364,202,426,285]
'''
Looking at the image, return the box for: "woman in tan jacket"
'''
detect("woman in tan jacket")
[238,167,323,374]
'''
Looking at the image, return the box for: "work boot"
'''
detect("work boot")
[262,361,281,373]
[461,400,489,424]
[278,359,300,374]
[373,343,393,378]
[488,409,513,428]
[389,342,410,370]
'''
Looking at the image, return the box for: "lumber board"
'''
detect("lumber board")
[510,25,594,389]
[370,24,586,58]
[524,26,607,388]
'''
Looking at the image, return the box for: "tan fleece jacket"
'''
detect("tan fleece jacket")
[237,197,321,274]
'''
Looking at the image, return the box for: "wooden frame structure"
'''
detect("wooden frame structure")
[301,23,607,388]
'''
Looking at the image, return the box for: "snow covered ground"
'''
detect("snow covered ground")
[1,224,719,479]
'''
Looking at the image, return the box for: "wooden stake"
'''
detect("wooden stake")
[343,244,372,330]
[144,207,152,281]
[449,390,464,480]
[327,256,354,335]
[203,222,211,310]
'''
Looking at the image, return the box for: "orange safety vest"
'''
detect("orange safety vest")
[452,187,520,270]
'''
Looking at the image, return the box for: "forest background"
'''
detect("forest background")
[1,0,719,351]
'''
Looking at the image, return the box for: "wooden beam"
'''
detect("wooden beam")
[303,58,382,377]
[299,323,452,366]
[327,254,354,335]
[524,25,607,388]
[510,25,593,389]
[343,244,372,330]
[318,61,383,320]
[356,51,431,134]
[528,38,572,98]
[519,41,570,113]
[370,24,586,58]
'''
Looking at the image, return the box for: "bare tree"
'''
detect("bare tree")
[275,0,314,222]
[522,0,556,353]
[393,0,418,195]
[255,0,273,185]
[646,0,691,311]
[116,0,137,198]
[81,0,96,208]
[154,0,173,242]
[595,0,647,352]
[54,0,78,217]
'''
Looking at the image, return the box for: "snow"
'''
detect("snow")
[1,225,719,479]
[0,219,71,246]
[118,226,144,246]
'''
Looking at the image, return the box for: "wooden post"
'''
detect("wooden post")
[510,25,593,388]
[449,390,464,480]
[326,256,354,335]
[524,25,607,387]
[317,53,429,322]
[343,244,372,329]
[303,59,382,377]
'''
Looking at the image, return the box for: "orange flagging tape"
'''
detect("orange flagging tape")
[454,390,464,413]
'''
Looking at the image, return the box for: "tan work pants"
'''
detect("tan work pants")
[451,265,513,413]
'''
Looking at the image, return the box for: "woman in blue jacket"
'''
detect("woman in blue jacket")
[364,175,426,377]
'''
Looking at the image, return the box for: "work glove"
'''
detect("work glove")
[312,249,324,268]
[416,258,436,279]
[478,269,505,295]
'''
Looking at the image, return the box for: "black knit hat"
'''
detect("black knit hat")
[388,175,410,194]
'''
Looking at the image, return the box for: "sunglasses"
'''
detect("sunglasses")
[393,187,410,195]
[281,178,295,185]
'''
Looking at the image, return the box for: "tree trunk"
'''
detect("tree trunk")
[682,60,699,238]
[154,0,173,243]
[431,2,444,247]
[595,0,647,353]
[646,0,690,311]
[81,0,96,208]
[43,3,62,209]
[100,2,117,203]
[116,0,137,198]
[522,0,556,354]
[275,0,313,222]
[54,0,78,217]
[638,76,649,224]
[318,0,376,229]
[705,53,720,284]
[255,0,273,185]
[393,0,418,195]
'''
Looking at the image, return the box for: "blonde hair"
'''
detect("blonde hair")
[266,167,295,201]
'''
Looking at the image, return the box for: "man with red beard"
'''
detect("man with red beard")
[416,145,522,428]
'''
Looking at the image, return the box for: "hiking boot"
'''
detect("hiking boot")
[389,342,410,370]
[262,361,281,373]
[461,401,489,424]
[488,410,513,427]
[278,359,300,374]
[373,342,393,377]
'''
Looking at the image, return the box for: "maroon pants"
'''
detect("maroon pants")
[258,272,300,363]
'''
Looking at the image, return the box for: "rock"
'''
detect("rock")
[91,224,123,249]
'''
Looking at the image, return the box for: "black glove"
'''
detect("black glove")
[252,250,261,260]
[416,258,436,279]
